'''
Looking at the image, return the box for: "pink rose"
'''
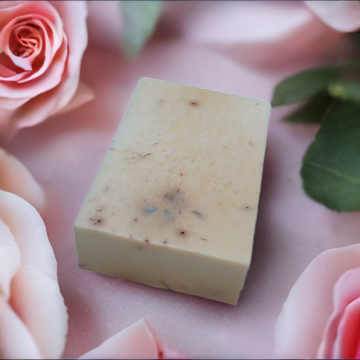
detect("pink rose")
[0,1,94,137]
[0,190,68,359]
[274,244,360,359]
[305,1,360,32]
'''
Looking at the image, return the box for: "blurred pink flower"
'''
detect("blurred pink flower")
[158,1,344,71]
[274,244,360,359]
[0,190,68,359]
[0,148,45,211]
[80,318,184,359]
[305,1,360,32]
[0,1,94,137]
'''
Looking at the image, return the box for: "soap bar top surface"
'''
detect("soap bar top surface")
[75,78,270,265]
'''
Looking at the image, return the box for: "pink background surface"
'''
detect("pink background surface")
[6,2,360,358]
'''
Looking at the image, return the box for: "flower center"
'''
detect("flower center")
[10,23,43,58]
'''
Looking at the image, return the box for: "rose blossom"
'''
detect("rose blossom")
[0,190,68,359]
[274,244,360,359]
[0,1,94,137]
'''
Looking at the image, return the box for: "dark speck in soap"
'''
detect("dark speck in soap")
[192,211,204,220]
[190,100,199,107]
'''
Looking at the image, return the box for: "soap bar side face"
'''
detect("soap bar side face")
[74,78,270,304]
[75,227,247,305]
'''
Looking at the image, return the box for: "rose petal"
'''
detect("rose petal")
[334,298,360,359]
[79,319,163,359]
[0,96,30,109]
[0,62,18,78]
[0,2,25,11]
[10,265,68,359]
[0,149,45,211]
[0,190,68,358]
[0,108,14,138]
[6,67,70,128]
[0,1,62,32]
[0,52,29,82]
[50,1,87,75]
[0,190,55,279]
[318,268,360,359]
[0,297,43,359]
[305,1,360,32]
[49,1,88,112]
[0,220,21,299]
[54,81,95,115]
[273,244,360,359]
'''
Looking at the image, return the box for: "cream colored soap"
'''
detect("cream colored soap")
[74,78,270,305]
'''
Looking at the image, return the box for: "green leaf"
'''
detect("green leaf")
[301,101,360,211]
[328,80,360,104]
[285,91,333,124]
[120,1,162,59]
[272,66,340,107]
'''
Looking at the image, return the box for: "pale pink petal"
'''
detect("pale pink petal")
[0,62,18,78]
[274,244,360,359]
[0,96,30,110]
[144,320,186,359]
[0,190,56,280]
[0,108,14,138]
[334,298,360,359]
[0,190,68,358]
[7,74,68,128]
[10,265,68,359]
[0,1,62,30]
[0,297,43,359]
[318,268,360,359]
[0,149,45,211]
[305,1,360,32]
[161,1,343,70]
[0,2,25,11]
[0,52,29,82]
[7,72,93,130]
[54,81,95,115]
[79,319,163,359]
[0,221,21,299]
[51,1,88,75]
[49,1,88,112]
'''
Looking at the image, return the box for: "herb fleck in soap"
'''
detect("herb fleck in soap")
[74,78,271,305]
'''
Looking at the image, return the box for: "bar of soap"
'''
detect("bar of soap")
[74,78,270,305]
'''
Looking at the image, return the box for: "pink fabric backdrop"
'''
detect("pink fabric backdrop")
[6,2,360,358]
